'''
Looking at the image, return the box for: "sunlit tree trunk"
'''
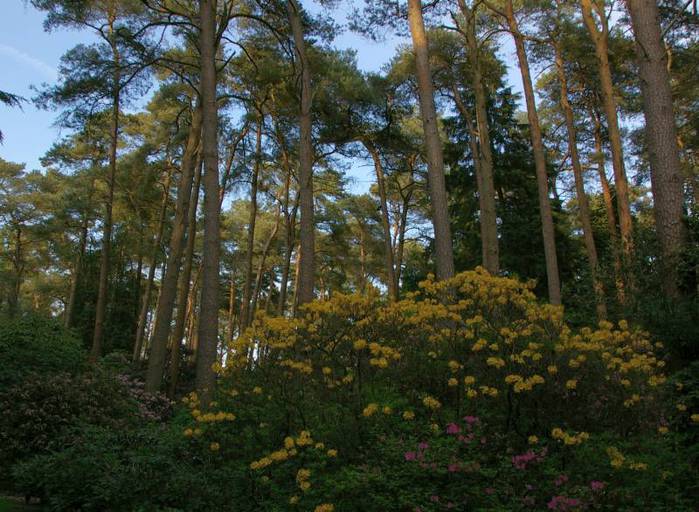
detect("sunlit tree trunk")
[456,0,499,273]
[407,0,455,280]
[195,0,221,407]
[502,0,561,305]
[553,43,606,319]
[65,213,90,328]
[90,10,120,362]
[240,116,263,330]
[133,165,174,361]
[144,106,202,393]
[364,139,398,301]
[168,158,202,399]
[591,108,626,306]
[287,0,315,305]
[581,0,635,277]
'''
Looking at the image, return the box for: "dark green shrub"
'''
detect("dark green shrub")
[0,371,138,466]
[0,315,84,391]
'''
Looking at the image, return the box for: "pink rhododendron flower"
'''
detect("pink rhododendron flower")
[590,481,605,491]
[447,463,459,472]
[404,451,417,461]
[418,442,429,450]
[446,423,461,435]
[547,495,580,511]
[554,474,569,487]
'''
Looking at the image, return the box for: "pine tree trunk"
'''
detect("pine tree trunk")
[364,139,398,301]
[554,43,606,319]
[240,116,263,330]
[144,105,202,393]
[504,0,561,305]
[457,0,499,273]
[133,166,174,361]
[626,0,687,298]
[251,208,281,316]
[90,19,120,361]
[168,158,202,399]
[581,0,635,276]
[195,0,221,407]
[287,0,315,305]
[407,0,455,280]
[65,213,89,328]
[592,108,626,306]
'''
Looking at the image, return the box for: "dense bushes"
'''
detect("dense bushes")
[0,315,84,391]
[7,271,699,510]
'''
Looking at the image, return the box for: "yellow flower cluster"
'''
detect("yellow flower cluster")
[314,505,334,512]
[606,446,647,470]
[552,428,590,446]
[296,468,311,492]
[422,396,441,410]
[192,410,236,423]
[362,403,379,417]
[505,374,545,393]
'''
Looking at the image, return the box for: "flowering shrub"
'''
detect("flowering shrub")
[204,269,696,510]
[10,270,697,510]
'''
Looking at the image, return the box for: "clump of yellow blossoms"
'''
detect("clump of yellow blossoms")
[314,505,334,512]
[552,428,589,446]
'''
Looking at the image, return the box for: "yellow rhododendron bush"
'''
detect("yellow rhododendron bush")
[200,269,694,510]
[223,268,667,439]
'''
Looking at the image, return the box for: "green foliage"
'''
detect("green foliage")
[0,315,85,391]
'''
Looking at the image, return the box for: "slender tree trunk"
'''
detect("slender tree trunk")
[592,108,626,306]
[395,188,413,288]
[133,166,174,361]
[407,0,455,280]
[144,105,202,393]
[451,86,494,272]
[168,158,202,398]
[251,208,281,315]
[277,146,297,315]
[226,278,236,345]
[292,243,301,316]
[456,0,499,273]
[240,117,263,330]
[65,214,89,328]
[196,0,221,407]
[554,43,607,319]
[581,0,635,272]
[8,227,23,318]
[287,0,315,305]
[90,20,120,362]
[364,139,398,301]
[626,0,687,298]
[502,0,561,305]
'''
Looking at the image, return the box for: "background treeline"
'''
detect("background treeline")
[0,0,697,398]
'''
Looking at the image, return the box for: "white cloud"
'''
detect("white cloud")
[0,43,57,81]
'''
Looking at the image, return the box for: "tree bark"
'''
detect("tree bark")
[581,0,635,272]
[251,207,281,316]
[195,0,221,407]
[407,0,455,280]
[65,213,89,328]
[626,0,687,298]
[240,116,263,330]
[502,0,561,305]
[591,110,626,306]
[168,157,202,399]
[144,105,202,393]
[554,42,607,319]
[287,0,315,305]
[90,11,120,362]
[456,0,499,273]
[364,139,398,301]
[133,165,174,361]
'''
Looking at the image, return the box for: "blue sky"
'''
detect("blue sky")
[0,1,524,186]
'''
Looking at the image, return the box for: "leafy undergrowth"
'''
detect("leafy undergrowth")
[8,270,699,511]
